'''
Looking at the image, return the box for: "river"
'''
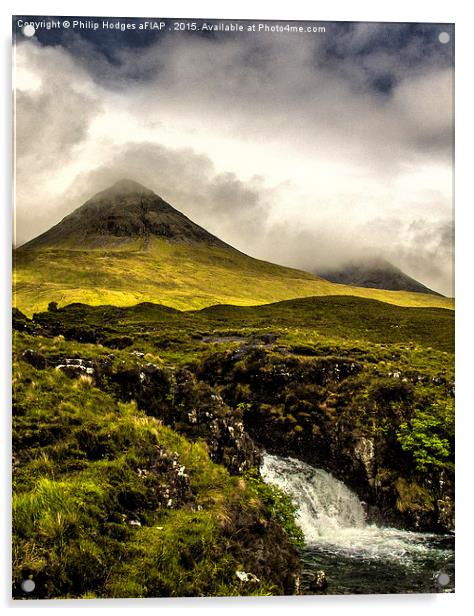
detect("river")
[261,453,454,594]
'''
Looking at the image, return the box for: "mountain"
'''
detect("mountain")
[13,180,453,315]
[21,179,233,251]
[316,257,441,296]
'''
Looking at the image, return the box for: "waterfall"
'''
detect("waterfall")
[261,453,365,542]
[260,453,444,563]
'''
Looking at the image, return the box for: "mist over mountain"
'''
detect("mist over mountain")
[316,256,441,296]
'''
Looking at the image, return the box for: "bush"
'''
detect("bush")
[397,399,454,472]
[244,470,304,547]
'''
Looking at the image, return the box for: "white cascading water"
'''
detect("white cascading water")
[261,453,441,563]
[261,453,365,539]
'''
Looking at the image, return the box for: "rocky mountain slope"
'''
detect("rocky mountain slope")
[21,179,233,251]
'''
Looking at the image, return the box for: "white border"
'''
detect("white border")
[2,1,473,614]
[1,0,464,22]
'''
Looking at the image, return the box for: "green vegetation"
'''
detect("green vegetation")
[13,238,454,316]
[244,470,305,548]
[199,345,454,482]
[25,295,454,373]
[12,290,454,598]
[13,340,302,598]
[397,399,454,472]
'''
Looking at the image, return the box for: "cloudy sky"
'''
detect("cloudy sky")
[13,18,454,295]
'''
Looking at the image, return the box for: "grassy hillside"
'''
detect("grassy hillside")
[13,330,303,598]
[14,238,454,316]
[30,295,454,357]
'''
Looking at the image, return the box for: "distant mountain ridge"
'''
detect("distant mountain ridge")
[316,257,441,297]
[13,179,453,315]
[20,179,233,251]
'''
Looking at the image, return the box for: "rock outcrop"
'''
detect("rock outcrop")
[195,347,454,532]
[20,350,261,476]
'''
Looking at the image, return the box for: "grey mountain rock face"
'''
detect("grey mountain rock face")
[19,179,233,251]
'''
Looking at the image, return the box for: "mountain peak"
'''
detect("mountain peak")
[316,256,441,296]
[100,178,155,197]
[19,180,234,252]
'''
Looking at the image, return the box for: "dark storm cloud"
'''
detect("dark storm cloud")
[13,15,170,55]
[16,22,454,167]
[120,25,453,166]
[15,18,453,91]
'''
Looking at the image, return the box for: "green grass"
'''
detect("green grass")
[12,281,455,597]
[12,351,298,598]
[13,237,454,316]
[29,295,454,367]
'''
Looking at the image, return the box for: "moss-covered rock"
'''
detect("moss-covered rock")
[12,332,301,599]
[194,346,454,532]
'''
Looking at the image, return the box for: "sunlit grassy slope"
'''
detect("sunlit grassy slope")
[13,237,453,316]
